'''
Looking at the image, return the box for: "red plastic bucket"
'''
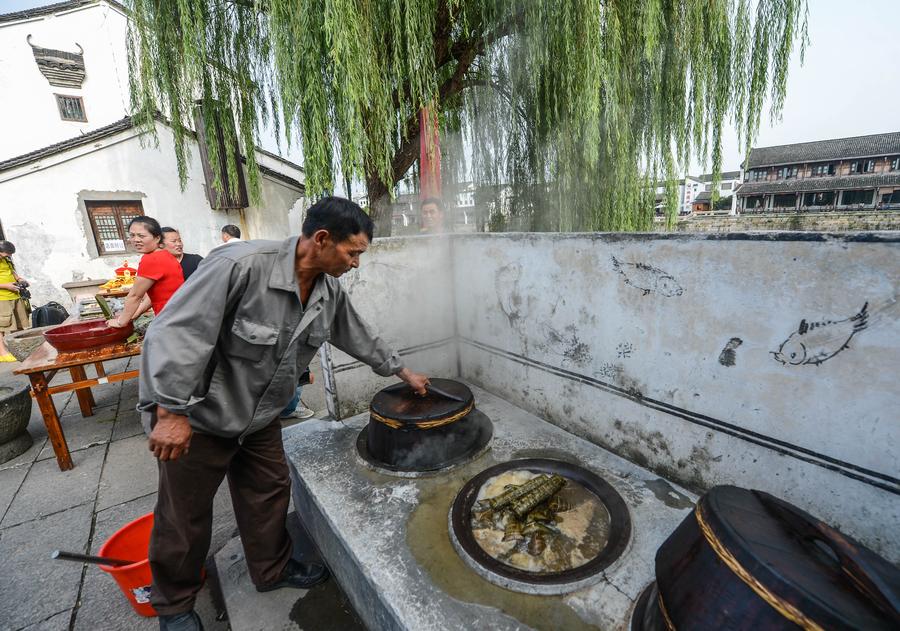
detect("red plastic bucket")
[98,512,157,617]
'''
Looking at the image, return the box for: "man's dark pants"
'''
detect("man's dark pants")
[149,419,292,615]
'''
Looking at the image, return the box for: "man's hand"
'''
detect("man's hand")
[397,367,429,395]
[149,407,193,461]
[0,283,19,293]
[106,318,128,328]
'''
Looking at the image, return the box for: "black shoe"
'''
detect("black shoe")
[158,610,204,631]
[256,558,330,592]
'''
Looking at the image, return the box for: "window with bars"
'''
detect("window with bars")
[55,94,87,122]
[850,160,876,174]
[776,166,798,179]
[812,163,836,177]
[85,201,144,255]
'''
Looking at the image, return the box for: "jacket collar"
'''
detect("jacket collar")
[268,236,326,307]
[268,236,300,293]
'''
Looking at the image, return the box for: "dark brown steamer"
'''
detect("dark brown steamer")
[357,378,492,473]
[633,485,900,630]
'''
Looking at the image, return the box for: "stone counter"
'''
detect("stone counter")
[284,384,695,630]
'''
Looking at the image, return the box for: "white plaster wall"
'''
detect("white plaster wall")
[452,232,900,561]
[327,235,458,418]
[0,1,130,161]
[0,122,303,306]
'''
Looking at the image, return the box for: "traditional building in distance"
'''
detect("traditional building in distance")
[735,132,900,213]
[655,170,741,216]
[692,170,742,214]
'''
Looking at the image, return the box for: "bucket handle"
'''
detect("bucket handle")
[755,490,900,623]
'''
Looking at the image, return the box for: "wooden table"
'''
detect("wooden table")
[15,340,142,470]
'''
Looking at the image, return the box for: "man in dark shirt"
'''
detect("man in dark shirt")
[161,227,204,280]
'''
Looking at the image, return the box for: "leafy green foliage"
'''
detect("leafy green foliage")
[127,0,807,234]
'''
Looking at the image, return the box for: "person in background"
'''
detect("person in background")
[161,227,204,281]
[0,241,30,362]
[280,367,315,421]
[419,197,446,234]
[220,224,242,244]
[108,217,184,328]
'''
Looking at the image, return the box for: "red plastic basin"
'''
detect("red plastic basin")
[44,320,134,352]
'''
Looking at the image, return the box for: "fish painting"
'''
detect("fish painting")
[611,256,683,297]
[495,263,525,327]
[771,302,868,366]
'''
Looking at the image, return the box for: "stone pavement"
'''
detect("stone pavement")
[0,357,359,631]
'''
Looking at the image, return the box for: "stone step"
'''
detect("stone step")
[215,512,365,631]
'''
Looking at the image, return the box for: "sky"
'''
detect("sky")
[4,0,899,177]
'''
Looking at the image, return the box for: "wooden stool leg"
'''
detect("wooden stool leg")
[69,365,95,417]
[29,372,73,471]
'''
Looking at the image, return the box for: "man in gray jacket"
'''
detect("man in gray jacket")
[138,197,428,630]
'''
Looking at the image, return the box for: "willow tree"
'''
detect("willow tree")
[128,0,807,235]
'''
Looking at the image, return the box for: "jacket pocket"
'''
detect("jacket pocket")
[304,322,330,349]
[227,318,279,362]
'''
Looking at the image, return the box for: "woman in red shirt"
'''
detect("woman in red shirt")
[108,216,184,328]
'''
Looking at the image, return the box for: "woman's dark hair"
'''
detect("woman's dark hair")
[221,224,241,239]
[302,196,374,242]
[0,241,16,255]
[160,226,179,236]
[127,216,163,240]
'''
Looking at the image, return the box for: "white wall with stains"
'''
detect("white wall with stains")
[449,232,899,561]
[327,236,458,418]
[0,121,304,306]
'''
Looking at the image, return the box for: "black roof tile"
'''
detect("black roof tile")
[0,0,126,24]
[0,116,136,173]
[0,116,304,192]
[746,132,900,168]
[698,171,741,182]
[736,173,900,196]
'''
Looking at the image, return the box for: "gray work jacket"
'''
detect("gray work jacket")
[137,237,402,438]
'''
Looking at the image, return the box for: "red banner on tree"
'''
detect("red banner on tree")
[419,106,442,199]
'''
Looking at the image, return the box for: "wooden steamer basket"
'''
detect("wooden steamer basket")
[635,485,899,630]
[360,378,492,473]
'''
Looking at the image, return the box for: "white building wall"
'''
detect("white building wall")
[326,236,458,418]
[0,122,303,306]
[0,1,130,161]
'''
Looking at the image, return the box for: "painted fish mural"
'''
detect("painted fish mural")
[611,256,683,297]
[771,302,869,366]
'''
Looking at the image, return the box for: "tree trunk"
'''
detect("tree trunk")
[367,175,393,237]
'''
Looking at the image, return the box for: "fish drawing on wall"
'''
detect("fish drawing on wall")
[611,256,683,297]
[495,263,526,328]
[771,302,869,366]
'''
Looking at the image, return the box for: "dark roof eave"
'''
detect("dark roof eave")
[254,146,305,173]
[0,0,127,24]
[736,173,900,195]
[750,155,900,169]
[1,115,305,188]
[746,131,900,168]
[0,115,138,173]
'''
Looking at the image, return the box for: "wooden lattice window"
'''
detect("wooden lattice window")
[85,201,144,255]
[55,94,87,122]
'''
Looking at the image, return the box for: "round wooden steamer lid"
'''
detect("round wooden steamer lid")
[696,486,899,630]
[370,378,474,430]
